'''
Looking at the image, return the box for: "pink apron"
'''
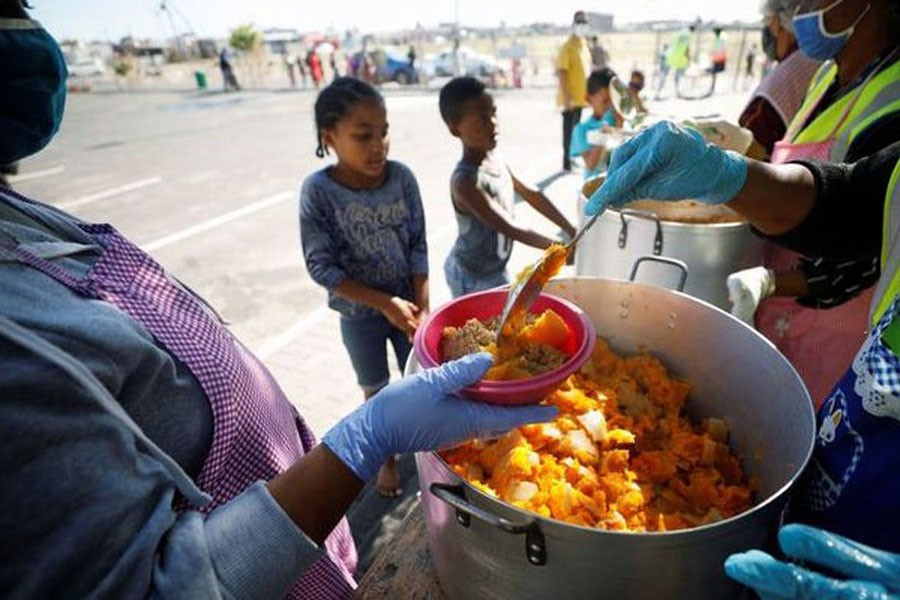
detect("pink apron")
[5,191,357,599]
[757,71,875,408]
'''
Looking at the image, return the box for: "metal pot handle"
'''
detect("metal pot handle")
[429,482,547,566]
[618,208,663,255]
[629,255,689,292]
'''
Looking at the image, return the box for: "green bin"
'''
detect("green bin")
[194,71,207,89]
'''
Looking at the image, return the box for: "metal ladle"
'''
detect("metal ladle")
[496,177,607,343]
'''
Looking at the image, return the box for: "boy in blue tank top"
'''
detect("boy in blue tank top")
[438,77,576,298]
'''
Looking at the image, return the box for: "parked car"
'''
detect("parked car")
[352,50,419,85]
[66,58,107,77]
[423,47,503,78]
[382,52,418,84]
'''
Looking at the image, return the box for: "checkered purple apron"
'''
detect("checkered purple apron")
[5,202,357,598]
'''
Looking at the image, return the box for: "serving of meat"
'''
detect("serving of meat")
[440,310,571,380]
[441,317,500,362]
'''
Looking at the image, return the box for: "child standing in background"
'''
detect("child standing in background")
[569,68,619,181]
[300,77,429,497]
[439,76,576,298]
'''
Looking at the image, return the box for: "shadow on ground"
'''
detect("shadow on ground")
[346,453,421,577]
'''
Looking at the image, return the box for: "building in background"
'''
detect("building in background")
[263,28,303,56]
[584,12,614,33]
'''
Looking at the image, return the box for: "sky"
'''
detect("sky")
[35,0,762,42]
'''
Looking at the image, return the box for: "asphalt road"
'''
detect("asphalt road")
[13,88,555,344]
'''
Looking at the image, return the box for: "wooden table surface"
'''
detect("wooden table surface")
[352,498,447,599]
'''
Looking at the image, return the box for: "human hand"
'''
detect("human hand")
[583,120,748,215]
[689,118,755,154]
[726,267,774,325]
[407,306,430,343]
[322,353,559,481]
[381,296,420,336]
[725,524,900,600]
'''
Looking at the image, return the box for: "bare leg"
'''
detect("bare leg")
[376,456,401,498]
[364,388,402,497]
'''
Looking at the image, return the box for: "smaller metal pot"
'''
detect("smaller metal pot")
[575,196,764,310]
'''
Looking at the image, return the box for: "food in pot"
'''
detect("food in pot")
[441,309,572,380]
[582,176,743,225]
[625,200,745,224]
[441,339,755,531]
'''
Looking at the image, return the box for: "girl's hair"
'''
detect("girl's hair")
[313,76,383,158]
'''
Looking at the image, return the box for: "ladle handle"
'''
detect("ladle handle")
[568,206,605,250]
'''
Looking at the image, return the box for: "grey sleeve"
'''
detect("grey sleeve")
[300,178,348,291]
[0,323,322,600]
[401,165,429,275]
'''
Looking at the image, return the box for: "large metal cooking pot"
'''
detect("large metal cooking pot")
[408,276,815,600]
[575,195,765,310]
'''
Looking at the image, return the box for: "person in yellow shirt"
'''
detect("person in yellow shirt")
[556,10,592,171]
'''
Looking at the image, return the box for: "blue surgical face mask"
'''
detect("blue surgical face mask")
[793,0,870,61]
[0,19,68,164]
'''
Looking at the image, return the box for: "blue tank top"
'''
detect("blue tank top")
[448,158,515,275]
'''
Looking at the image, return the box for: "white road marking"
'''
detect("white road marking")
[186,169,221,184]
[255,305,331,361]
[254,220,460,362]
[141,189,294,253]
[7,166,65,183]
[58,176,162,210]
[251,164,566,363]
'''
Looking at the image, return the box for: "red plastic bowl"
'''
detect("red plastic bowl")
[413,289,597,405]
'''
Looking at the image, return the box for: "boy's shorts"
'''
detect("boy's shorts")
[444,254,509,299]
[340,314,412,394]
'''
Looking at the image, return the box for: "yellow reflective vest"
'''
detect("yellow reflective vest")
[872,158,900,324]
[786,53,900,162]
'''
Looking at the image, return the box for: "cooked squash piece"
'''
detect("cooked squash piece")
[521,309,572,351]
[441,339,754,532]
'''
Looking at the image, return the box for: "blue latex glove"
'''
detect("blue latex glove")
[584,120,749,216]
[725,524,900,600]
[322,353,559,482]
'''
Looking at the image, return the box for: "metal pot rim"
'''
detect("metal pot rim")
[604,207,750,231]
[579,194,750,230]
